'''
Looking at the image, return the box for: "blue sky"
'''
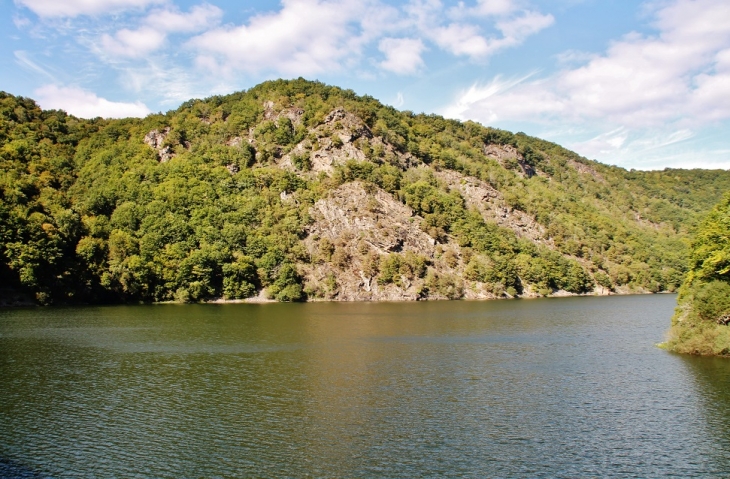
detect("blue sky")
[2,0,729,170]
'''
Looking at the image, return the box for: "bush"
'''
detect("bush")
[424,271,463,299]
[691,281,730,322]
[266,263,304,301]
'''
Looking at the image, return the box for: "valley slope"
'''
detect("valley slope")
[2,79,730,305]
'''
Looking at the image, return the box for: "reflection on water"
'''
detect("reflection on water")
[677,355,730,472]
[1,295,729,478]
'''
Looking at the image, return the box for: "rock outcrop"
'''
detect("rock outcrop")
[433,169,550,245]
[484,144,535,178]
[144,128,175,162]
[300,181,515,301]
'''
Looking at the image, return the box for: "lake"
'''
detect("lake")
[1,294,729,478]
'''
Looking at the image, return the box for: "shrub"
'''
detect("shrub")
[691,281,730,322]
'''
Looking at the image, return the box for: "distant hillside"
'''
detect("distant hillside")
[2,79,730,305]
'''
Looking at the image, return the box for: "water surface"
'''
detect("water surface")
[1,295,729,477]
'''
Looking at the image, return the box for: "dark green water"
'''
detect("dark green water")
[1,294,728,478]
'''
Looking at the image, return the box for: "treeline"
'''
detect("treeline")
[666,194,730,356]
[2,79,730,305]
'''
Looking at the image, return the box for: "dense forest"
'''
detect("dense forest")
[2,79,730,306]
[666,194,730,356]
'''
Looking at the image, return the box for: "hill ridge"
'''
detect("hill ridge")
[2,79,730,304]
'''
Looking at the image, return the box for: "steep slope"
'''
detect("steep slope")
[2,80,730,305]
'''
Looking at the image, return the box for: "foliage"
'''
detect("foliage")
[667,194,730,356]
[2,80,730,305]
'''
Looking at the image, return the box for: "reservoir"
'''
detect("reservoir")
[1,294,729,477]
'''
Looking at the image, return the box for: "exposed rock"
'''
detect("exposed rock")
[277,142,311,171]
[302,182,436,301]
[306,181,434,256]
[633,211,663,230]
[226,136,242,147]
[299,181,511,301]
[433,169,550,245]
[144,128,167,149]
[279,108,374,174]
[568,159,605,182]
[263,100,305,125]
[263,100,276,120]
[309,137,368,174]
[279,190,297,204]
[279,107,305,126]
[280,107,416,174]
[484,143,535,178]
[147,101,603,302]
[144,128,175,162]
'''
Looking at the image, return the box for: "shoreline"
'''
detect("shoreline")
[0,288,676,309]
[204,288,672,305]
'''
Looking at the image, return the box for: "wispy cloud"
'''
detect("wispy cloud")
[119,60,231,106]
[14,50,57,82]
[407,0,553,60]
[443,0,730,166]
[393,91,405,107]
[443,71,544,121]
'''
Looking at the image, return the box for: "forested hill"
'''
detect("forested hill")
[2,79,730,305]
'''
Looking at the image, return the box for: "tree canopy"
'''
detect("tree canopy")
[2,80,730,306]
[667,194,730,356]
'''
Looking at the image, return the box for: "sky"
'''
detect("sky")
[2,0,729,171]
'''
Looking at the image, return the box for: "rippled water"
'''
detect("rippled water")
[1,295,729,478]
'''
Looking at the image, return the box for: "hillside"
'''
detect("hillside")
[2,79,730,305]
[666,194,730,356]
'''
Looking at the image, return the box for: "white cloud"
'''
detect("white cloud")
[379,37,426,74]
[186,0,551,76]
[449,0,516,19]
[444,0,730,165]
[101,27,166,58]
[188,0,394,76]
[432,23,492,57]
[19,0,552,86]
[415,3,553,60]
[148,4,222,32]
[496,10,554,43]
[573,127,698,168]
[15,0,164,18]
[100,4,223,58]
[690,70,730,121]
[34,85,151,118]
[473,0,516,17]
